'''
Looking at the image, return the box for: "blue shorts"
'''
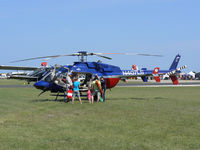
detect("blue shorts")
[72,90,80,98]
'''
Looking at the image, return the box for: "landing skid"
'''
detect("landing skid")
[54,91,68,102]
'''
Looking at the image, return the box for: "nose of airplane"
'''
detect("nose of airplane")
[34,81,50,90]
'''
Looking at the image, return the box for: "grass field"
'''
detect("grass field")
[0,81,200,150]
[0,79,31,85]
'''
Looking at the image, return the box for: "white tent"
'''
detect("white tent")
[188,71,195,79]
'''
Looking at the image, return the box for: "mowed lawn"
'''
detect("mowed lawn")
[0,85,200,150]
[0,79,30,85]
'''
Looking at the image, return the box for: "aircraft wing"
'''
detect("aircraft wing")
[0,65,40,71]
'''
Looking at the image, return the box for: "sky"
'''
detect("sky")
[0,0,200,73]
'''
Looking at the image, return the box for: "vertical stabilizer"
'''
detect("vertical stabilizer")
[169,54,181,70]
[152,67,160,82]
[170,75,179,85]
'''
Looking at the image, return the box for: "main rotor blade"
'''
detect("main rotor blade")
[10,51,162,63]
[10,54,78,63]
[0,65,40,70]
[92,53,112,60]
[96,52,163,57]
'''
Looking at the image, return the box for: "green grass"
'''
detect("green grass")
[0,79,31,85]
[0,84,200,150]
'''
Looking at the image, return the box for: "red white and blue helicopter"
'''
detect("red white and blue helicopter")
[0,51,186,98]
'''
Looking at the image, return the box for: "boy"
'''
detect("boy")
[72,78,82,104]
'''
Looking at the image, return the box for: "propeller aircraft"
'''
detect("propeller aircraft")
[0,51,186,100]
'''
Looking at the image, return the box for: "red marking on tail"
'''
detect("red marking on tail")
[153,67,159,74]
[132,64,137,70]
[152,67,160,82]
[41,62,47,67]
[154,76,160,82]
[170,75,179,85]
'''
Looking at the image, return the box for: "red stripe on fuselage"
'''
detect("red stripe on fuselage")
[104,78,120,89]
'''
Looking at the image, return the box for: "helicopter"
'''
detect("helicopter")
[0,51,186,100]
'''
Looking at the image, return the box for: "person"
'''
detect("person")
[93,74,98,81]
[91,74,102,103]
[87,88,92,104]
[66,74,72,91]
[72,78,82,104]
[65,74,73,102]
[87,79,93,104]
[100,76,106,102]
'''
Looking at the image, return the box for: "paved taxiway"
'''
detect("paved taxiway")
[117,80,200,87]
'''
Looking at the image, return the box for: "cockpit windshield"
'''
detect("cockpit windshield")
[42,66,69,83]
[42,71,53,82]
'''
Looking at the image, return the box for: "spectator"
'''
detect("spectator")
[100,76,106,102]
[72,78,82,104]
[91,74,102,103]
[87,79,93,104]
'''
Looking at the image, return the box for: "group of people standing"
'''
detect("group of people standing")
[87,74,106,104]
[65,74,106,104]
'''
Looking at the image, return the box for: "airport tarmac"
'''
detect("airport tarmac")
[117,80,200,87]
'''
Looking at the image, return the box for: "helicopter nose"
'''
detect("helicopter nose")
[34,81,49,90]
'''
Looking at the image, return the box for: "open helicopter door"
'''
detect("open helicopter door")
[71,72,93,92]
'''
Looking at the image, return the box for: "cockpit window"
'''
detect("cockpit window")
[42,67,69,83]
[42,72,53,82]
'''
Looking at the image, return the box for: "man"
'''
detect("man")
[100,76,106,102]
[65,74,73,102]
[66,74,72,91]
[91,74,102,103]
[72,78,82,104]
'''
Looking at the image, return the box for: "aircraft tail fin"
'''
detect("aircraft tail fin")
[169,54,181,70]
[152,67,160,82]
[170,75,179,85]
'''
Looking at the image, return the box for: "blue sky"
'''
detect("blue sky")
[0,0,199,72]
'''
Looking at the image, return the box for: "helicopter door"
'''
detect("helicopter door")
[72,72,92,87]
[78,74,86,84]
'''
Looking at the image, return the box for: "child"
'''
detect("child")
[88,89,92,104]
[87,79,93,104]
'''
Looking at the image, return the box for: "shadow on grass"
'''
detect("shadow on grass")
[31,95,167,103]
[154,97,167,100]
[31,97,89,103]
[107,96,167,101]
[106,97,147,101]
[31,99,58,103]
